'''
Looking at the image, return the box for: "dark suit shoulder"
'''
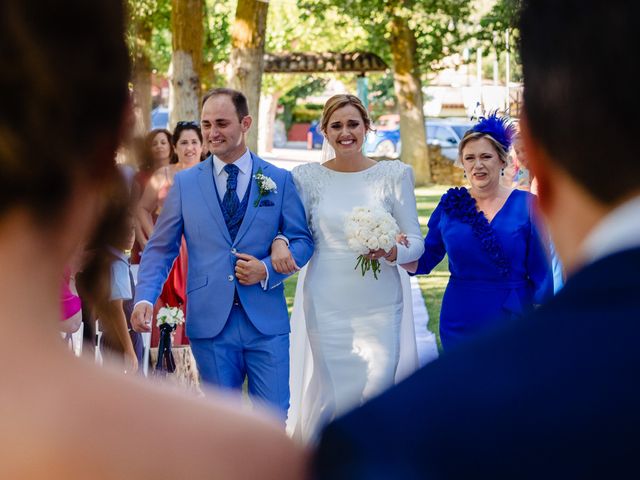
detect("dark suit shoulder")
[316,247,640,479]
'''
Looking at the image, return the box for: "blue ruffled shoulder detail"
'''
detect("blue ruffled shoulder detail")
[441,187,510,277]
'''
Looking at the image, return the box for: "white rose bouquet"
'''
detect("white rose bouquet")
[155,306,184,374]
[345,206,399,279]
[156,306,185,327]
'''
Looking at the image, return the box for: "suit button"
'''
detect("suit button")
[227,275,234,282]
[231,248,237,254]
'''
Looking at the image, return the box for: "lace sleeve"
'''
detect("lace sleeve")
[291,164,311,221]
[291,163,329,235]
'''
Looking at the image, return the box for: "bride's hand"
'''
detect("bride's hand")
[396,233,410,247]
[368,246,397,262]
[271,238,299,274]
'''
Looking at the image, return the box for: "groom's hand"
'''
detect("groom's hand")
[131,302,153,333]
[235,253,267,285]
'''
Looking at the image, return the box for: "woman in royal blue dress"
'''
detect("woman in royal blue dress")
[408,114,553,350]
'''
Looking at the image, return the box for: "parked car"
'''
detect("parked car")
[365,117,474,161]
[376,113,400,131]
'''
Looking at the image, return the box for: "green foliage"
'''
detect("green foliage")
[278,77,328,130]
[127,0,172,68]
[269,0,369,53]
[303,103,323,111]
[297,0,472,71]
[368,71,396,119]
[203,0,233,77]
[126,0,233,83]
[291,105,323,124]
[475,0,523,82]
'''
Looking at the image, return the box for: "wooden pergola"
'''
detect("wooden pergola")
[263,51,388,74]
[263,52,388,110]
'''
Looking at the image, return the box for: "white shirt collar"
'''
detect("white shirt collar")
[212,148,252,176]
[579,194,640,265]
[107,245,130,262]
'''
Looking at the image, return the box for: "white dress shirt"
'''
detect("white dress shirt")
[212,148,271,289]
[212,148,253,202]
[579,194,640,266]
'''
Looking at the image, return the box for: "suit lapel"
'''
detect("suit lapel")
[233,152,264,245]
[197,157,232,244]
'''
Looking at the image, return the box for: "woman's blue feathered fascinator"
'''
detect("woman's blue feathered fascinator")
[471,111,516,151]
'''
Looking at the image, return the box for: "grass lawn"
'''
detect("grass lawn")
[283,184,452,351]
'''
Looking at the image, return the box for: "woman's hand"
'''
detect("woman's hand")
[123,348,139,375]
[271,238,299,274]
[396,233,410,247]
[368,246,397,262]
[400,260,419,273]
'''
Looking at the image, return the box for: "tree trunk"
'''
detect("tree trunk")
[228,0,269,152]
[389,13,431,185]
[131,19,152,135]
[258,93,281,153]
[169,0,203,128]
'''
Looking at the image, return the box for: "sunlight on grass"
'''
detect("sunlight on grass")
[284,185,453,351]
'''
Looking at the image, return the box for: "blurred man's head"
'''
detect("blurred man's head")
[519,0,640,206]
[518,0,640,273]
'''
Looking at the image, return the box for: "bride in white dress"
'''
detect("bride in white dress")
[271,94,424,443]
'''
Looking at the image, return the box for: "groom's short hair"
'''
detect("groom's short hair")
[201,88,249,122]
[519,0,639,205]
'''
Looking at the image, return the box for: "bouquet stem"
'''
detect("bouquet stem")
[156,323,177,374]
[355,255,381,279]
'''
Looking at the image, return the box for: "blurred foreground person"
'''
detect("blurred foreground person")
[315,1,640,478]
[0,1,306,478]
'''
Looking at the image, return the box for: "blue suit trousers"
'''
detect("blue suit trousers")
[189,302,290,417]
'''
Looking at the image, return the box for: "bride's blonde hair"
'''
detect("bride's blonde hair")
[320,94,372,134]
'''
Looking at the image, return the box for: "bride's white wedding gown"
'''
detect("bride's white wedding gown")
[287,160,424,443]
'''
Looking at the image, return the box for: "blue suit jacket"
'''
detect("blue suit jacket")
[135,153,314,339]
[315,247,640,479]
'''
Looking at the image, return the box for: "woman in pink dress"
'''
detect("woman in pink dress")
[131,128,174,264]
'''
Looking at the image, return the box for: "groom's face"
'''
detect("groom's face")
[201,94,252,163]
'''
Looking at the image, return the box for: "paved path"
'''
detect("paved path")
[411,277,440,366]
[258,143,322,171]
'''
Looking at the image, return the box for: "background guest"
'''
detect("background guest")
[131,128,174,264]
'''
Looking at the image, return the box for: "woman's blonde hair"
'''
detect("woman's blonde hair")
[320,94,372,134]
[456,131,510,168]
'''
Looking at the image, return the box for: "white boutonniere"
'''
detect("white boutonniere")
[253,168,277,207]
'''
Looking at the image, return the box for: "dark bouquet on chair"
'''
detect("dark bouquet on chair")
[155,306,185,374]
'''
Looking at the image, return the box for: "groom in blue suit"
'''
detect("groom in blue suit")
[132,88,313,414]
[315,1,640,477]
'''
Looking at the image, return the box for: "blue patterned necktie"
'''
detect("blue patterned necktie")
[222,163,240,218]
